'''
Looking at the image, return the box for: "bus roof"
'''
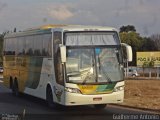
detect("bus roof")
[30,24,117,31]
[5,24,118,38]
[56,25,117,32]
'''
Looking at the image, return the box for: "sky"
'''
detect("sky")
[0,0,160,36]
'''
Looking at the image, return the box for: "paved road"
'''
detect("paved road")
[0,78,159,120]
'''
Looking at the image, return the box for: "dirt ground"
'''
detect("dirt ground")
[119,79,160,112]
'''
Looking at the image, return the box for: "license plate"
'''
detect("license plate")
[93,97,102,101]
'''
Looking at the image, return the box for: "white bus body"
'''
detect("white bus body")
[3,25,131,109]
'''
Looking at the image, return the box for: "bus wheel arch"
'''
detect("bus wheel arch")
[9,76,13,89]
[46,84,56,108]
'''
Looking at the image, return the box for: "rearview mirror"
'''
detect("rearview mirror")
[121,43,132,62]
[126,45,132,62]
[59,45,66,63]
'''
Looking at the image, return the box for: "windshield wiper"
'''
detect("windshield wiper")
[67,71,80,77]
[82,68,93,84]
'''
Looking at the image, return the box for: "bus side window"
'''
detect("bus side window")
[26,36,34,56]
[42,34,52,57]
[17,37,25,55]
[5,38,16,55]
[34,35,43,56]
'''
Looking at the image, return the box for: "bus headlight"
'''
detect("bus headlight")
[113,86,124,92]
[65,87,82,94]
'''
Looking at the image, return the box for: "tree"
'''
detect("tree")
[0,34,4,66]
[0,32,8,66]
[120,25,136,33]
[119,31,144,66]
[141,37,157,51]
[142,61,154,77]
[150,34,160,50]
[142,61,149,77]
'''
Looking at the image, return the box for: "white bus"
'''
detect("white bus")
[3,24,132,109]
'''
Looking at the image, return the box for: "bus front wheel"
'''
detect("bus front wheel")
[94,104,106,110]
[46,86,56,108]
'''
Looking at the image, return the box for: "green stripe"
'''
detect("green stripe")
[96,83,116,92]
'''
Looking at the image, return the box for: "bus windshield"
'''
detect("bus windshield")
[66,47,123,84]
[65,32,123,84]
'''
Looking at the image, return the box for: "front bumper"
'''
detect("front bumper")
[64,90,124,106]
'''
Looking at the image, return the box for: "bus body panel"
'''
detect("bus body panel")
[23,58,54,99]
[23,58,66,105]
[3,56,31,92]
[3,24,127,107]
[65,90,124,106]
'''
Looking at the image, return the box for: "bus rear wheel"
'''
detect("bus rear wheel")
[12,80,19,96]
[94,104,106,110]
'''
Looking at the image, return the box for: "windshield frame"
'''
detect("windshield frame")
[63,31,123,84]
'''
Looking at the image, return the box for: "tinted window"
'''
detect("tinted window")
[17,37,25,55]
[4,33,52,57]
[42,34,52,56]
[26,36,34,56]
[34,35,43,56]
[4,38,16,55]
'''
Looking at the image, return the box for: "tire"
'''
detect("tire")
[12,80,19,96]
[46,87,56,108]
[9,78,13,89]
[94,104,106,110]
[132,74,136,77]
